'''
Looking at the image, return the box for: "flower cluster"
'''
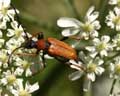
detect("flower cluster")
[57,6,100,40]
[2,0,120,95]
[0,0,39,96]
[57,0,120,94]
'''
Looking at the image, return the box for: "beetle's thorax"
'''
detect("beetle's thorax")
[36,39,50,50]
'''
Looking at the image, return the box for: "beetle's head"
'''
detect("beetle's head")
[23,32,44,49]
[22,39,37,49]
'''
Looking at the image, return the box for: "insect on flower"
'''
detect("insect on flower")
[8,32,78,67]
[7,4,78,68]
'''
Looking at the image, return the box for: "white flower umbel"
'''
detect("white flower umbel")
[86,35,113,58]
[6,38,24,54]
[110,56,120,78]
[109,0,120,6]
[69,52,104,82]
[86,58,104,82]
[57,6,100,40]
[106,7,120,31]
[10,79,39,96]
[0,0,16,22]
[0,0,41,95]
[69,52,104,91]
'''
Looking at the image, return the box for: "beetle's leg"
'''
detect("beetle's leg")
[60,37,68,41]
[60,36,82,41]
[69,36,82,40]
[41,52,46,68]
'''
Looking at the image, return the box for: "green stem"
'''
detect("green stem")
[98,0,109,22]
[109,79,117,95]
[98,0,109,35]
[65,0,82,20]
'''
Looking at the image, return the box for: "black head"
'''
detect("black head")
[23,39,37,49]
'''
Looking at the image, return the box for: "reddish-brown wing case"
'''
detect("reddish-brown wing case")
[47,38,77,60]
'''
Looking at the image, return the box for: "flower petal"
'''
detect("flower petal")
[0,0,10,9]
[109,0,117,5]
[95,67,104,75]
[69,71,84,81]
[7,29,15,37]
[57,17,81,28]
[86,6,99,22]
[87,73,95,82]
[114,7,120,16]
[62,28,79,37]
[27,82,39,93]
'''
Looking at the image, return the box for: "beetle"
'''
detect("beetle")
[27,32,77,59]
[8,32,78,67]
[8,4,78,67]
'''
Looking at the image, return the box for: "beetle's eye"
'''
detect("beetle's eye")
[31,41,37,48]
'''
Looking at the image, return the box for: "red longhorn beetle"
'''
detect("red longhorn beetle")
[8,32,78,67]
[8,5,78,67]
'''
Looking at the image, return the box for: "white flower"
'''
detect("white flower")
[57,6,100,40]
[109,0,120,6]
[7,21,24,38]
[110,56,120,78]
[86,35,113,57]
[14,58,32,77]
[6,38,23,54]
[0,70,17,86]
[0,0,16,21]
[10,79,39,96]
[69,52,104,82]
[85,56,104,82]
[86,58,104,82]
[106,7,120,31]
[14,67,24,76]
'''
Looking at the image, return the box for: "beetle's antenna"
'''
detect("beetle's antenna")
[11,3,29,40]
[8,46,23,64]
